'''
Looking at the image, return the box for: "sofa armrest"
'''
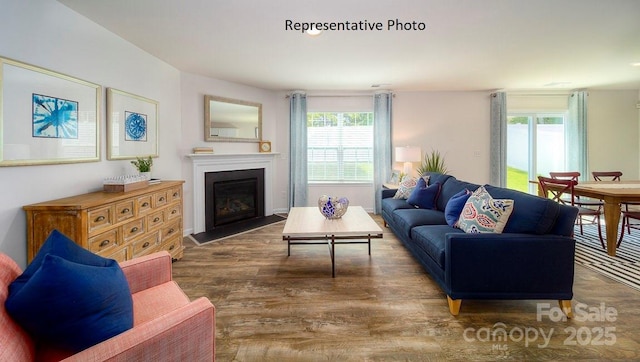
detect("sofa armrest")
[381,188,396,199]
[444,233,575,299]
[63,297,215,362]
[119,251,173,294]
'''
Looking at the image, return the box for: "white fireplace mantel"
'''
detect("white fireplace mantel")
[187,153,280,234]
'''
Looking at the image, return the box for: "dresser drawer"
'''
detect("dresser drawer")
[161,234,182,256]
[136,194,153,214]
[88,229,119,254]
[103,246,128,263]
[122,218,145,241]
[154,190,169,208]
[115,200,135,223]
[132,233,159,258]
[147,210,165,230]
[161,220,181,241]
[166,202,182,220]
[88,206,113,233]
[169,186,182,203]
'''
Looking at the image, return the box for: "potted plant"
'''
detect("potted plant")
[416,149,448,176]
[131,156,153,179]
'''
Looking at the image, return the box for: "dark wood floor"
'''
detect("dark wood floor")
[173,215,640,361]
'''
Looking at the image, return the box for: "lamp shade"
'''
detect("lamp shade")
[395,146,422,162]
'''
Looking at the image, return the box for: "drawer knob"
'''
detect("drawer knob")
[95,215,105,222]
[121,208,130,214]
[173,192,179,197]
[153,217,160,222]
[168,228,175,235]
[99,239,110,247]
[159,197,165,202]
[169,245,175,250]
[131,226,139,233]
[142,241,150,248]
[171,210,177,215]
[142,202,150,207]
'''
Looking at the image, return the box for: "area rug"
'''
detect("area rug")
[573,224,640,292]
[189,214,287,246]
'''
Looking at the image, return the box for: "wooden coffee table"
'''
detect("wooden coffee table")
[282,206,383,277]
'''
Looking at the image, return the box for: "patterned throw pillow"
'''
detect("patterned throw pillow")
[392,175,430,200]
[457,186,514,233]
[393,177,418,199]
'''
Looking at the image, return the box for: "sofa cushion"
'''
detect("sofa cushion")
[483,184,560,235]
[5,230,133,354]
[436,177,482,212]
[382,197,414,216]
[444,189,472,226]
[457,186,514,233]
[411,225,465,268]
[407,181,441,209]
[392,208,447,240]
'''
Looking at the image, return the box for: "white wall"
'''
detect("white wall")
[0,0,182,267]
[588,90,640,179]
[393,91,492,184]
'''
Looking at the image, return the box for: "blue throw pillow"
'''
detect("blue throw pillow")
[407,181,441,209]
[5,230,133,353]
[9,230,112,296]
[444,189,472,226]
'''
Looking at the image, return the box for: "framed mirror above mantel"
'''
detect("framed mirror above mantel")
[204,95,262,142]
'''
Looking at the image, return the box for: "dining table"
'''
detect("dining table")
[537,181,640,257]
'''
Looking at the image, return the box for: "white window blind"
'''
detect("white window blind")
[307,111,373,182]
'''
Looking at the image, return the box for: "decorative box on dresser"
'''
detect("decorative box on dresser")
[23,180,185,263]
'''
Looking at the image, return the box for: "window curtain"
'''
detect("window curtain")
[490,92,507,187]
[373,91,392,214]
[289,91,308,208]
[566,91,588,181]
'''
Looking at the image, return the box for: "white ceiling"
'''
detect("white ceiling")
[58,0,640,92]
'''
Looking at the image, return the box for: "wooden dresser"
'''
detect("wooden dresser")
[24,180,184,263]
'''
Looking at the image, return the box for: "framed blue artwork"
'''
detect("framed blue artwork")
[0,57,100,166]
[32,93,79,139]
[106,88,158,160]
[124,111,147,141]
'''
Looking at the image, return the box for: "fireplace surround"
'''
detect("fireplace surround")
[188,153,278,234]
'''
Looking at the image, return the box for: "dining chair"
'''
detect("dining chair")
[593,171,640,246]
[549,172,604,238]
[592,171,622,181]
[538,176,604,247]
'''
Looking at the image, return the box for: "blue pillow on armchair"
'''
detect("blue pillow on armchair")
[407,180,441,209]
[5,230,133,353]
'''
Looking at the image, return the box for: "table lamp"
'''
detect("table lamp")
[395,146,422,177]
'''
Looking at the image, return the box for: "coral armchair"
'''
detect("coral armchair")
[1,251,215,361]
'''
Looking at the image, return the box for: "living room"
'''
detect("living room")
[1,0,640,359]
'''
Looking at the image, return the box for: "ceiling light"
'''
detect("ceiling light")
[543,81,572,87]
[306,29,322,36]
[631,62,640,67]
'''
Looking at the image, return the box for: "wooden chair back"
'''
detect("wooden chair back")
[592,171,622,181]
[538,176,577,206]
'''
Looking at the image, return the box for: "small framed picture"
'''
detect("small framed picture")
[389,170,400,184]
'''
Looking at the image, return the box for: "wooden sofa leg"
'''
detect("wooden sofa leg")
[559,300,573,318]
[447,296,461,316]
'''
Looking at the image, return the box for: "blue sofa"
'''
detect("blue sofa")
[381,172,579,316]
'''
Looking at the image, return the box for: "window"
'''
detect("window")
[506,113,565,193]
[307,112,373,182]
